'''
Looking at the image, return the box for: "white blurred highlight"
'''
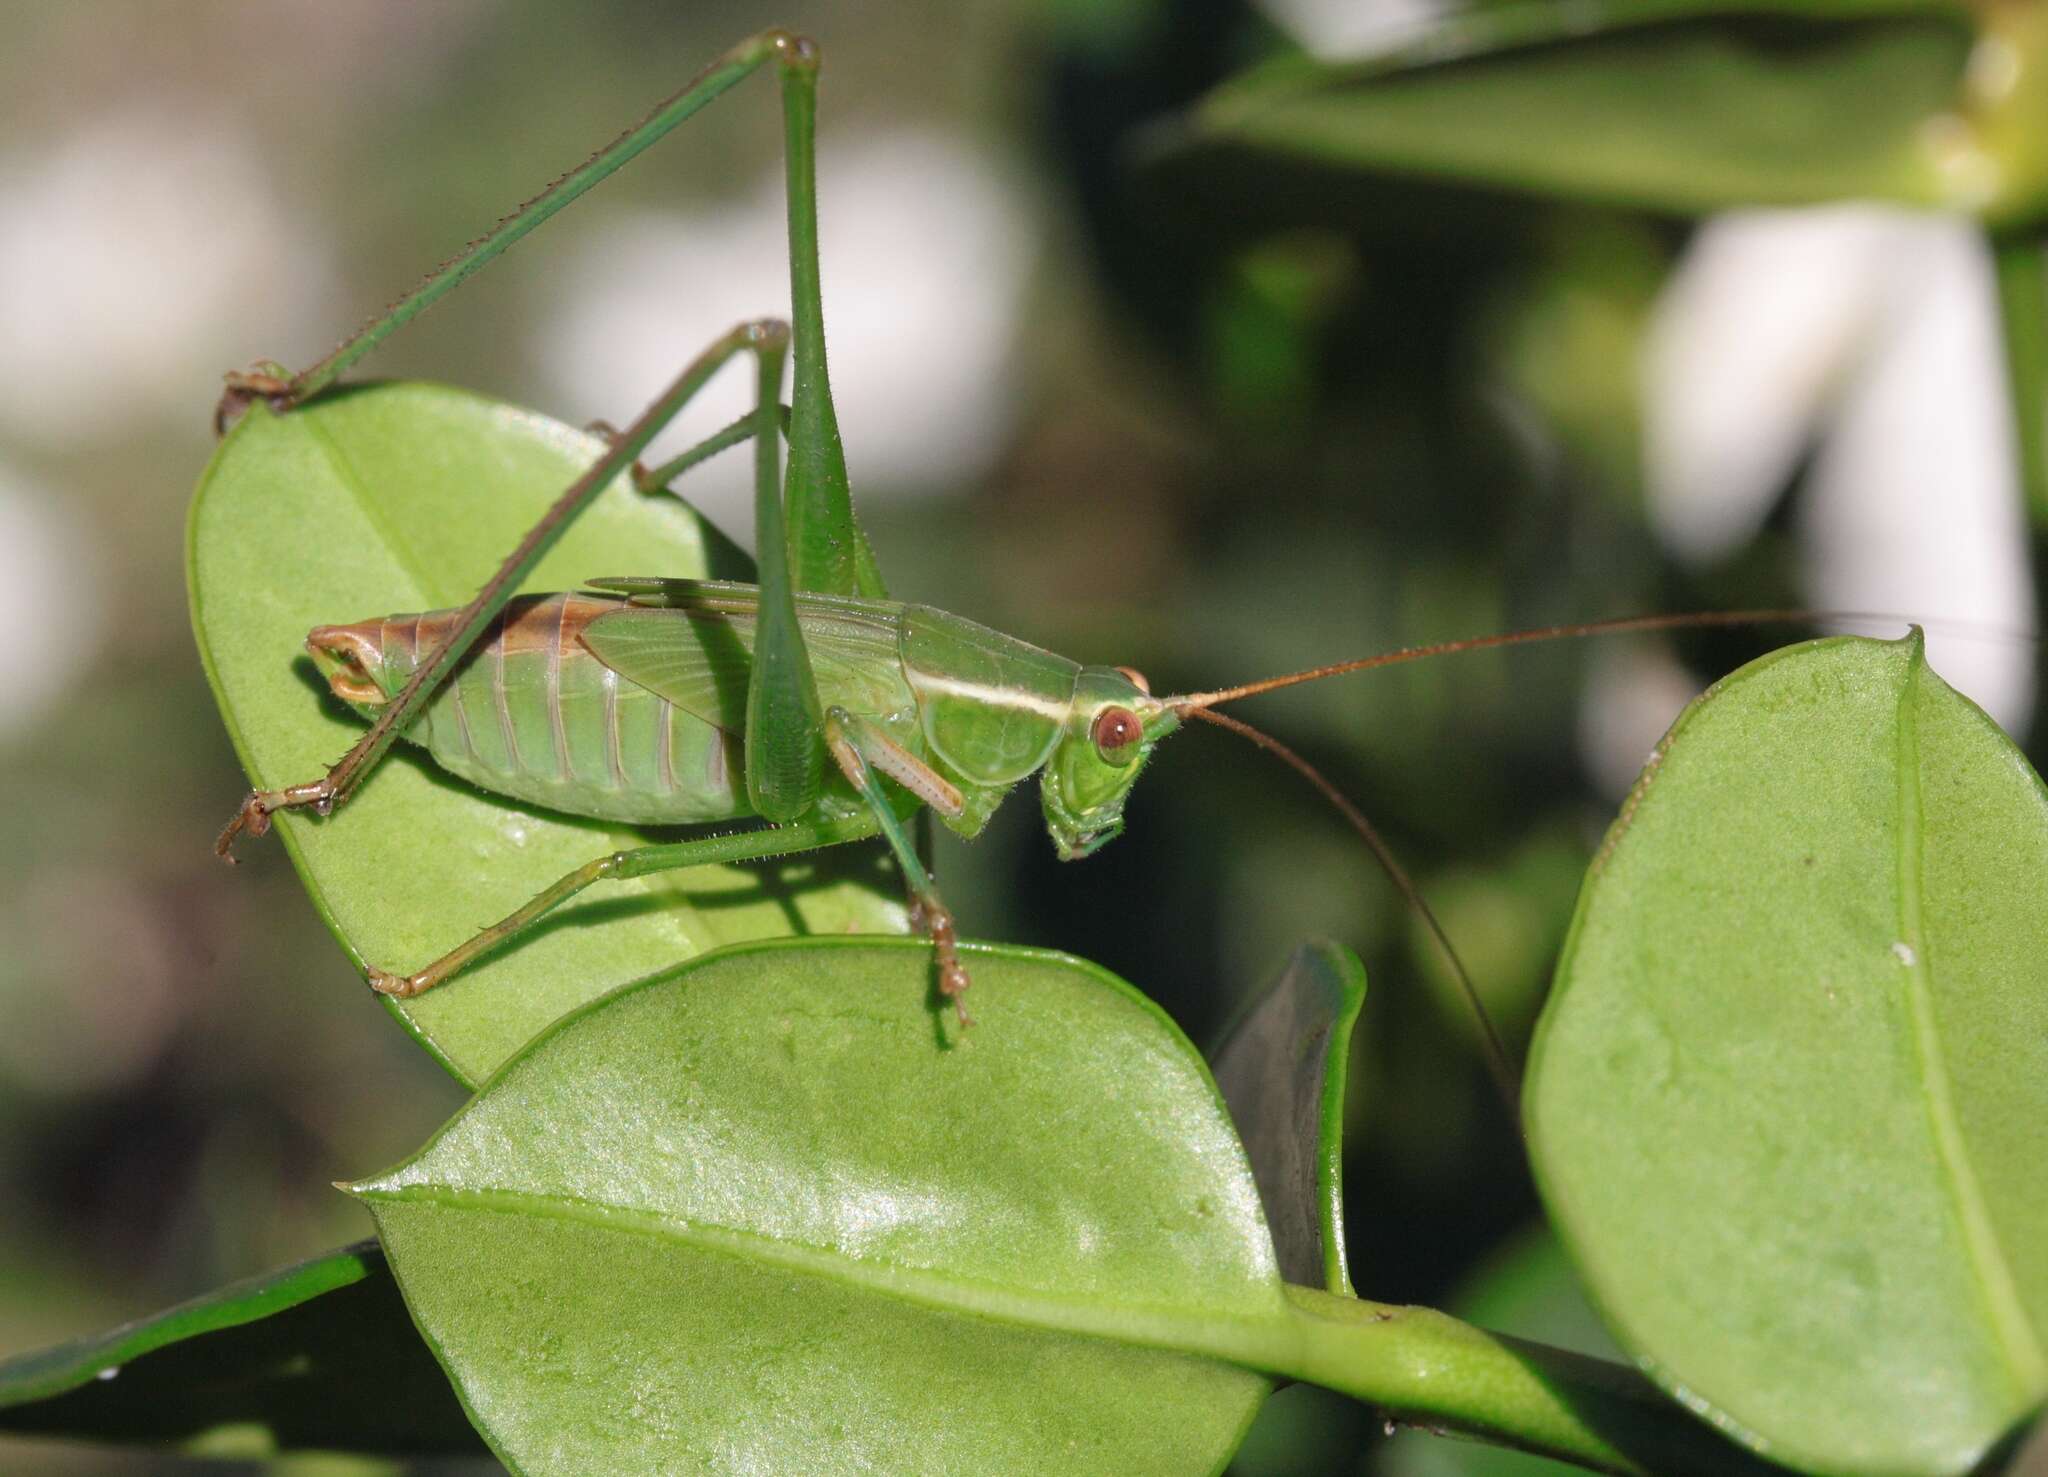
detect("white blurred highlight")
[1578,642,1719,801]
[1645,210,1900,560]
[1634,207,2034,765]
[0,460,101,740]
[1256,0,1447,55]
[1801,224,2034,734]
[0,109,337,446]
[535,131,1032,540]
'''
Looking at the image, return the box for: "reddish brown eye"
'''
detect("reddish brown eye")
[1091,705,1142,761]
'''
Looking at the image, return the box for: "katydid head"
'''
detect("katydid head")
[1040,667,1179,861]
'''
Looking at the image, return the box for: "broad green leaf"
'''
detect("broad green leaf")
[348,936,1780,1476]
[352,938,1278,1476]
[1210,941,1366,1295]
[1181,3,2048,221]
[0,1242,481,1457]
[188,383,908,1088]
[1529,634,2048,1475]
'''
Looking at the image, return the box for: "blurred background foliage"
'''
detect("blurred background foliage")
[1,0,2043,1471]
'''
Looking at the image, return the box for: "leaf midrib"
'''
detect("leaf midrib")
[1894,644,2047,1393]
[301,410,445,605]
[355,1180,1295,1368]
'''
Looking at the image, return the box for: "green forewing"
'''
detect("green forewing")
[351,939,1278,1476]
[899,606,1079,785]
[188,384,908,1089]
[1529,634,2048,1476]
[582,587,914,736]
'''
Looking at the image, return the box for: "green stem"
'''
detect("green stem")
[287,30,796,405]
[1259,1286,1781,1476]
[1993,229,2048,526]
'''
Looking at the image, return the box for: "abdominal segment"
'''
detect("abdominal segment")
[357,593,749,825]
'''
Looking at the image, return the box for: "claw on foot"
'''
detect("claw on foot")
[368,967,429,999]
[939,957,974,1029]
[214,366,297,436]
[214,791,275,861]
[911,898,973,1028]
[214,776,340,861]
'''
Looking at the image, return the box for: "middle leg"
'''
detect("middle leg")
[367,809,887,1000]
[823,706,974,1025]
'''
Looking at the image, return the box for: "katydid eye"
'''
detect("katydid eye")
[1092,705,1142,762]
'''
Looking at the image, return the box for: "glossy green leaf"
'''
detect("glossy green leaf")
[349,935,1783,1477]
[352,937,1278,1476]
[188,383,908,1088]
[0,1242,481,1457]
[1183,3,2037,220]
[1210,940,1366,1295]
[1529,634,2048,1475]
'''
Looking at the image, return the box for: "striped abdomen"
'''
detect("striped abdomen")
[309,593,747,825]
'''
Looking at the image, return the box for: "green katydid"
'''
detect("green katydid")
[208,30,1815,1090]
[212,29,1172,1030]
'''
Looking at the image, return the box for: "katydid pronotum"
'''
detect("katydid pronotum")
[208,30,1815,1096]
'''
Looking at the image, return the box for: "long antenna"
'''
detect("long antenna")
[1170,608,1840,712]
[1167,603,2033,1121]
[1183,705,1522,1124]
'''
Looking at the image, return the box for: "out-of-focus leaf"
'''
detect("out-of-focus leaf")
[1211,940,1366,1294]
[1182,3,2028,219]
[0,1242,480,1457]
[1995,234,2048,524]
[2003,1413,2048,1474]
[353,938,1278,1475]
[1529,633,2048,1476]
[188,384,908,1089]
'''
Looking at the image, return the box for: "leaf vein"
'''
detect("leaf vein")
[1894,644,2047,1391]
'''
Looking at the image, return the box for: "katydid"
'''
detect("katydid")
[211,28,1168,1030]
[206,29,1817,1094]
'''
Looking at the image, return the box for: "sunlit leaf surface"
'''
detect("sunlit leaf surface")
[1530,634,2048,1475]
[351,939,1276,1476]
[189,384,908,1087]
